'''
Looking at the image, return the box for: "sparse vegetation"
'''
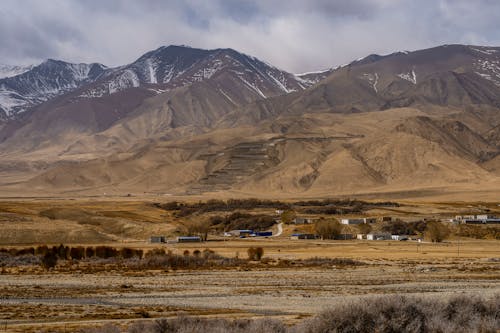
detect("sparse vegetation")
[209,212,275,232]
[382,219,427,235]
[456,224,500,240]
[154,199,399,217]
[80,294,499,333]
[296,294,499,333]
[425,221,450,242]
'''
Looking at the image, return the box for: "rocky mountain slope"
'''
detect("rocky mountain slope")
[0,60,107,119]
[0,44,499,199]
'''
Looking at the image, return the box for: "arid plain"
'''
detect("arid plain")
[0,197,498,332]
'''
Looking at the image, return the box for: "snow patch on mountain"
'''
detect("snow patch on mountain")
[239,76,266,98]
[363,73,379,93]
[398,69,417,84]
[473,58,500,86]
[0,60,107,117]
[108,70,140,94]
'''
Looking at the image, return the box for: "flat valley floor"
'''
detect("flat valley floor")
[0,199,498,332]
[1,240,499,332]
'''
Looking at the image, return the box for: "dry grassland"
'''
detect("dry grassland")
[0,198,498,332]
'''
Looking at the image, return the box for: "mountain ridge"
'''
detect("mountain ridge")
[0,43,499,199]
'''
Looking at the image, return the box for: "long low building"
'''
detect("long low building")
[177,236,202,243]
[455,214,500,224]
[291,233,316,240]
[341,218,377,225]
[367,233,391,240]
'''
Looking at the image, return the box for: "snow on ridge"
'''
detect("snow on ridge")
[295,68,332,77]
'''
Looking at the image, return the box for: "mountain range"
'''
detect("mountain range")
[0,44,499,200]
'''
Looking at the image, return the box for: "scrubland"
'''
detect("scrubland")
[0,198,498,332]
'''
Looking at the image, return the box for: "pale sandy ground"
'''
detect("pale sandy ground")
[0,240,499,332]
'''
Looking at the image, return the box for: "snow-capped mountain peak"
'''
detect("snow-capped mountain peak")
[0,60,107,118]
[0,64,36,79]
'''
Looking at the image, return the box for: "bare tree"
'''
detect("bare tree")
[315,219,342,240]
[280,210,296,224]
[184,220,210,241]
[425,222,450,242]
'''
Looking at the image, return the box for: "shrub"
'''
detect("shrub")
[85,247,95,258]
[56,244,70,259]
[70,247,85,260]
[281,210,296,224]
[35,245,49,256]
[425,222,450,242]
[120,247,142,259]
[95,246,119,259]
[41,251,58,270]
[247,247,264,261]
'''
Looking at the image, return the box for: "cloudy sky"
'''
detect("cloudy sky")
[1,0,499,73]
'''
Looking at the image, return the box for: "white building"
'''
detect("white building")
[391,235,409,241]
[367,233,391,240]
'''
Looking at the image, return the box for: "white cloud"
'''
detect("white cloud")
[0,0,499,72]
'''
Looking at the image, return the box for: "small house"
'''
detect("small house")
[177,236,202,243]
[341,218,364,225]
[367,233,391,240]
[341,218,376,225]
[150,236,166,243]
[292,217,313,224]
[357,234,366,240]
[476,214,496,220]
[290,233,316,240]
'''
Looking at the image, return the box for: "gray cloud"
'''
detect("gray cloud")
[0,0,499,72]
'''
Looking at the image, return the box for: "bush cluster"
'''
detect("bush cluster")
[1,245,144,270]
[81,293,499,333]
[456,225,500,240]
[247,247,264,261]
[210,212,275,231]
[154,198,400,217]
[381,219,427,235]
[137,248,246,270]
